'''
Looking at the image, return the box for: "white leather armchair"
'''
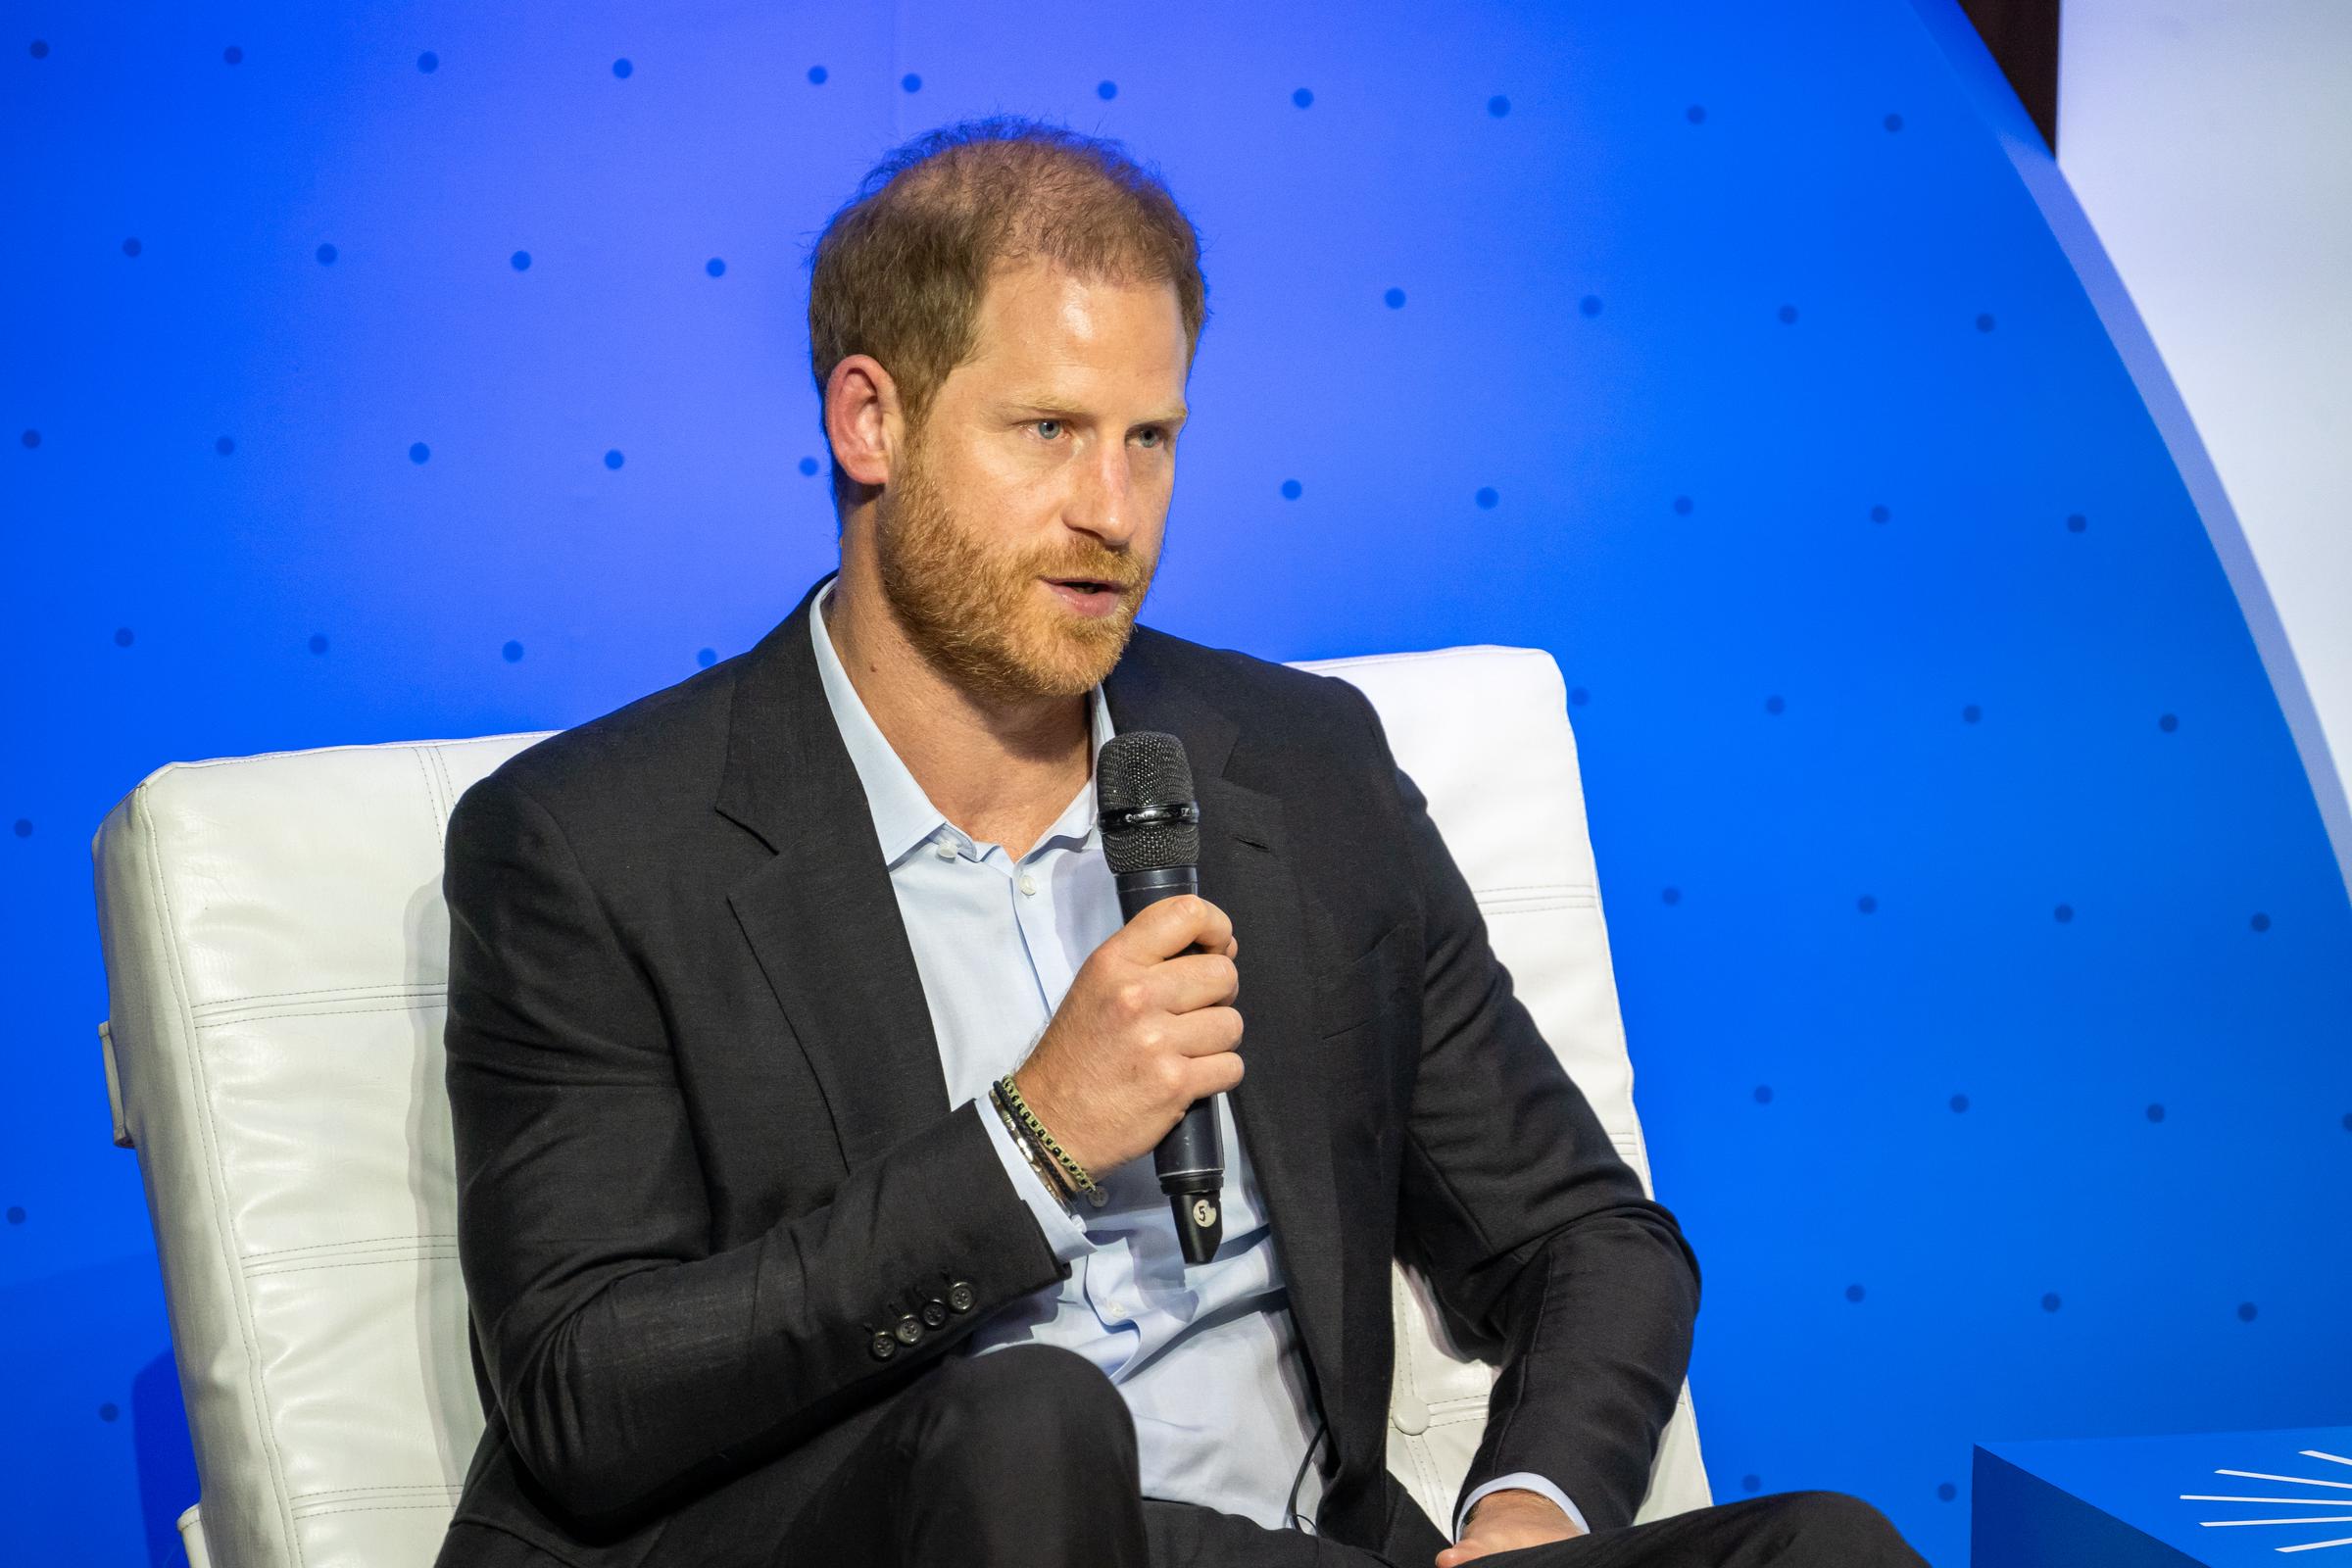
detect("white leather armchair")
[90,643,1710,1567]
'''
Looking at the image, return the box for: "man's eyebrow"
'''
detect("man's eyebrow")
[1001,396,1189,425]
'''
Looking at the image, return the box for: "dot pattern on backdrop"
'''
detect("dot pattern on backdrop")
[11,23,2342,1568]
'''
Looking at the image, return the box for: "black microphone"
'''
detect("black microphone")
[1096,730,1225,1265]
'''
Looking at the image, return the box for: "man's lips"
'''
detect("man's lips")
[1041,575,1132,616]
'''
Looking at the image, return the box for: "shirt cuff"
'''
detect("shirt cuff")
[974,1093,1092,1263]
[1455,1474,1590,1543]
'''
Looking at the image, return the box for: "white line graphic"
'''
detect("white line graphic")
[2177,1445,2352,1551]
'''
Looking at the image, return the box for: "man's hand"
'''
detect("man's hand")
[1011,894,1243,1175]
[1435,1490,1586,1565]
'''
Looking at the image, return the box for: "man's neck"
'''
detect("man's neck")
[821,569,1093,860]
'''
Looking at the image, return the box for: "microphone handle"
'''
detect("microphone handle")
[1115,863,1227,1265]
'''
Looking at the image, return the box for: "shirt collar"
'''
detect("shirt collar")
[810,577,1114,867]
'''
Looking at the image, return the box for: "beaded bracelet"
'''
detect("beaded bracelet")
[986,1080,1079,1216]
[997,1073,1108,1208]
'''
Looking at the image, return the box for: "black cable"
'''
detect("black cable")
[1284,1410,1331,1534]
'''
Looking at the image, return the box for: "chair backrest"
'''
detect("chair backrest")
[90,644,1707,1568]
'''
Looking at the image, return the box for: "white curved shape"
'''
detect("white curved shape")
[1912,0,2352,898]
[2053,2,2352,898]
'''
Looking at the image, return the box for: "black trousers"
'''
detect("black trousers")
[631,1345,1931,1568]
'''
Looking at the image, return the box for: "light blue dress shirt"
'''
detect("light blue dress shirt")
[808,583,1587,1543]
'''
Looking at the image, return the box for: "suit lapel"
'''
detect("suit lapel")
[1105,633,1348,1413]
[715,574,951,1170]
[712,586,1348,1410]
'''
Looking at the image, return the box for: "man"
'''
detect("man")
[433,118,1928,1567]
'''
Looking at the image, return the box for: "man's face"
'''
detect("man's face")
[873,260,1190,705]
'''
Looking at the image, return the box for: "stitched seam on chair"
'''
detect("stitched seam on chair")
[196,1000,447,1029]
[194,988,446,1027]
[192,981,446,1011]
[1467,883,1592,897]
[140,785,306,1561]
[430,746,457,840]
[246,1231,455,1259]
[412,747,447,846]
[1478,899,1595,917]
[432,746,462,840]
[290,1484,463,1508]
[1408,1435,1447,1534]
[245,1251,460,1279]
[245,1239,461,1267]
[242,1240,457,1262]
[290,1502,472,1520]
[291,1489,462,1513]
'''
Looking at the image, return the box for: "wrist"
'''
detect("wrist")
[1008,1067,1087,1171]
[1468,1490,1567,1527]
[1002,1070,1103,1203]
[986,1081,1078,1214]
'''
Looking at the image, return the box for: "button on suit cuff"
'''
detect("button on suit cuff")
[974,1093,1092,1262]
[1455,1474,1589,1543]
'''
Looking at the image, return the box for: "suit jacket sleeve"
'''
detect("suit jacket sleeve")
[1345,684,1704,1538]
[440,770,1066,1527]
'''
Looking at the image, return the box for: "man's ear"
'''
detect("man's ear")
[823,354,899,491]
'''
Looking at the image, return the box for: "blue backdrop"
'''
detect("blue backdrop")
[7,3,2349,1564]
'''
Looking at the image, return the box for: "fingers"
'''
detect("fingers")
[1122,894,1234,962]
[1186,1041,1246,1097]
[1168,1002,1245,1059]
[1156,950,1241,1012]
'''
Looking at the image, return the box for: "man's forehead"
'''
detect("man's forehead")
[967,262,1185,364]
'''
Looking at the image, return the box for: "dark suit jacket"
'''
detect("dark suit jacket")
[432,572,1700,1567]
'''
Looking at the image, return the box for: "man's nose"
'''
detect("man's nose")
[1065,435,1138,547]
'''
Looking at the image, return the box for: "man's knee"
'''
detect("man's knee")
[1764,1491,1917,1559]
[914,1346,1134,1466]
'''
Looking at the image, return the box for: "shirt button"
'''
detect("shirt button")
[1018,872,1038,896]
[934,838,956,860]
[1101,1300,1128,1323]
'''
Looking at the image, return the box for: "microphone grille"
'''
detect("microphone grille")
[1097,731,1200,874]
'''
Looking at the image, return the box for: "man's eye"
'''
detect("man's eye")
[1033,418,1063,441]
[1135,427,1163,449]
